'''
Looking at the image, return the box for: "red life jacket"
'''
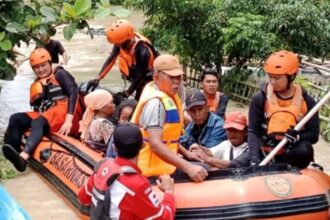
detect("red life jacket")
[90,159,137,220]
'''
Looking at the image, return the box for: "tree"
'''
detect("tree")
[0,0,130,80]
[127,0,330,74]
[126,0,224,72]
[221,13,281,67]
[268,0,330,58]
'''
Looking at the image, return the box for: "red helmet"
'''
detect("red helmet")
[29,48,51,67]
[106,19,135,45]
[264,50,299,75]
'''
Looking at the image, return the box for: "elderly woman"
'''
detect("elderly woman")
[79,89,116,152]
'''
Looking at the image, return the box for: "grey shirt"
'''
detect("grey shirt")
[139,98,166,131]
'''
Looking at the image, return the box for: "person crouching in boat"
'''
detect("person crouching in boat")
[78,122,176,220]
[180,90,227,150]
[248,50,319,168]
[190,112,250,169]
[79,89,116,153]
[2,48,80,172]
[131,54,208,182]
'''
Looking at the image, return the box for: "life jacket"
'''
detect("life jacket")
[118,33,158,78]
[264,83,308,143]
[131,82,184,176]
[29,67,66,112]
[90,159,137,220]
[201,90,221,112]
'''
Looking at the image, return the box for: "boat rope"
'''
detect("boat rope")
[49,142,93,176]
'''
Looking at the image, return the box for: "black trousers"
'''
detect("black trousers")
[269,141,314,169]
[4,112,50,154]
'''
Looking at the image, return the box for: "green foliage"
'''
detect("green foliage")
[0,155,17,180]
[110,0,126,5]
[126,0,223,71]
[0,0,130,80]
[321,122,330,142]
[221,13,281,65]
[269,1,330,58]
[127,0,330,74]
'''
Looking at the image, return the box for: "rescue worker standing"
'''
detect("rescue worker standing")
[38,32,69,66]
[248,50,319,168]
[78,122,176,220]
[2,48,79,172]
[87,19,158,100]
[131,54,208,182]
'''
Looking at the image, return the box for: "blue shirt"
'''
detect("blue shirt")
[180,112,227,149]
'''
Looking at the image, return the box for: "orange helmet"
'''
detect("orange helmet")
[29,48,51,67]
[264,50,299,75]
[106,19,135,45]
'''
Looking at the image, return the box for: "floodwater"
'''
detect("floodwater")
[0,12,145,220]
[1,12,330,220]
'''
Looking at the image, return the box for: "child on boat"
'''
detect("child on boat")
[106,98,138,158]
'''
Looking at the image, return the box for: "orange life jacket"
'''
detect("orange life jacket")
[29,68,66,111]
[131,82,183,176]
[265,83,307,141]
[118,33,157,77]
[29,67,84,136]
[202,90,221,112]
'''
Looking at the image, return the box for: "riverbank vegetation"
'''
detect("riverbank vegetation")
[0,0,129,80]
[126,0,330,73]
[126,0,330,141]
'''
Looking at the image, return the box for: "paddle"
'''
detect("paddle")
[259,90,330,166]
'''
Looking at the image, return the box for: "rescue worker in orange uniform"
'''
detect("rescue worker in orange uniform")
[248,50,320,168]
[131,54,208,182]
[2,48,80,172]
[85,19,158,101]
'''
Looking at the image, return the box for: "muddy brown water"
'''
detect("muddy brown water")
[1,12,330,220]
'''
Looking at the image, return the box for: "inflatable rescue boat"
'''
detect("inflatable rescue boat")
[24,133,330,219]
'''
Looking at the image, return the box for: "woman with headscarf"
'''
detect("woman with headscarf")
[80,89,116,152]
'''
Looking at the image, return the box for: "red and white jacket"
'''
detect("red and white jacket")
[78,157,176,219]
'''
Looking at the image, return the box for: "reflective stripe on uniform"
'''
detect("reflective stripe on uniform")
[92,187,105,201]
[109,180,136,219]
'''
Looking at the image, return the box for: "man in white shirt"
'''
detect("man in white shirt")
[191,112,250,168]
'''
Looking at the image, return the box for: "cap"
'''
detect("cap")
[113,122,143,150]
[224,112,247,131]
[185,90,207,110]
[153,54,184,76]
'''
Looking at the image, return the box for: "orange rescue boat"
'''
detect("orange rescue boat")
[24,133,330,219]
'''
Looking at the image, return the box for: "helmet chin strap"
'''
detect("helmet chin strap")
[286,74,296,89]
[121,38,134,50]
